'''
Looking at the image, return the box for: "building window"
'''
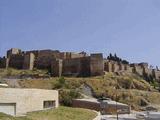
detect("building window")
[43,101,55,109]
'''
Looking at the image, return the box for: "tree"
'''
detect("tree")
[156,66,159,71]
[107,53,129,64]
[109,53,113,59]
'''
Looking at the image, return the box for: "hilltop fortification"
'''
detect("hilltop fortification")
[0,48,160,81]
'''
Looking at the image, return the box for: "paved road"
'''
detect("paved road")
[93,114,138,120]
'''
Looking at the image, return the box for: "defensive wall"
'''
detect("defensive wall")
[104,60,160,81]
[0,48,160,80]
[0,48,103,77]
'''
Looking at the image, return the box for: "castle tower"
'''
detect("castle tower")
[23,53,35,70]
[104,60,112,72]
[7,48,21,58]
[90,53,104,76]
[51,59,63,77]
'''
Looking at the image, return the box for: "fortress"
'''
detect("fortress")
[0,48,160,81]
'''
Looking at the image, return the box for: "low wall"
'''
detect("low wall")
[72,99,100,111]
[72,99,130,115]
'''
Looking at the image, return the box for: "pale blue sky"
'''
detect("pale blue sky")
[0,0,160,67]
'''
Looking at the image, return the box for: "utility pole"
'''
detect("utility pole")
[116,79,119,120]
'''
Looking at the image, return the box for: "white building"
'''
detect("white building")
[0,88,59,116]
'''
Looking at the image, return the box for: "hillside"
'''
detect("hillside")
[1,68,160,111]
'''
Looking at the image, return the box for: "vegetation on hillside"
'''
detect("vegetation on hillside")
[1,68,160,111]
[4,73,158,110]
[0,68,48,78]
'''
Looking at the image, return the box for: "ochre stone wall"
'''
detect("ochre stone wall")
[35,50,56,69]
[153,69,160,81]
[59,52,86,59]
[80,57,91,77]
[72,99,130,114]
[104,60,112,72]
[3,48,92,76]
[124,64,133,73]
[8,54,24,69]
[23,53,35,70]
[90,54,104,76]
[62,58,81,76]
[62,57,90,77]
[7,48,21,58]
[119,63,125,71]
[2,48,160,80]
[26,50,39,58]
[112,62,120,72]
[72,100,100,111]
[51,59,63,77]
[133,64,143,76]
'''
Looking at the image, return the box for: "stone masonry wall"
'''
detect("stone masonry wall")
[59,52,86,59]
[35,50,57,69]
[51,59,63,77]
[72,100,100,111]
[61,57,91,77]
[132,64,143,76]
[104,60,112,72]
[62,58,83,76]
[8,54,24,69]
[7,48,21,58]
[23,53,35,70]
[90,53,104,76]
[153,69,160,81]
[112,62,120,72]
[3,48,160,80]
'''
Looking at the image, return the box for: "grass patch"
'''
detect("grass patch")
[27,106,97,120]
[0,112,31,120]
[0,106,97,120]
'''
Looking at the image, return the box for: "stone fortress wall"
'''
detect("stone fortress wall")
[0,48,103,77]
[104,60,160,81]
[0,48,160,81]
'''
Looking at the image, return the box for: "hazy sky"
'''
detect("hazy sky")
[0,0,160,67]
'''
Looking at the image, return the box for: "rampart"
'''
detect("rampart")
[23,53,35,70]
[0,48,160,80]
[104,60,160,81]
[90,54,104,76]
[0,48,100,77]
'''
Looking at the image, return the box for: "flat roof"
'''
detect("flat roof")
[0,88,58,92]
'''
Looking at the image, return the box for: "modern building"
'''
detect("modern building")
[0,88,59,116]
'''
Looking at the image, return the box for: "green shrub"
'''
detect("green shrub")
[54,77,66,89]
[59,89,81,106]
[6,69,13,76]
